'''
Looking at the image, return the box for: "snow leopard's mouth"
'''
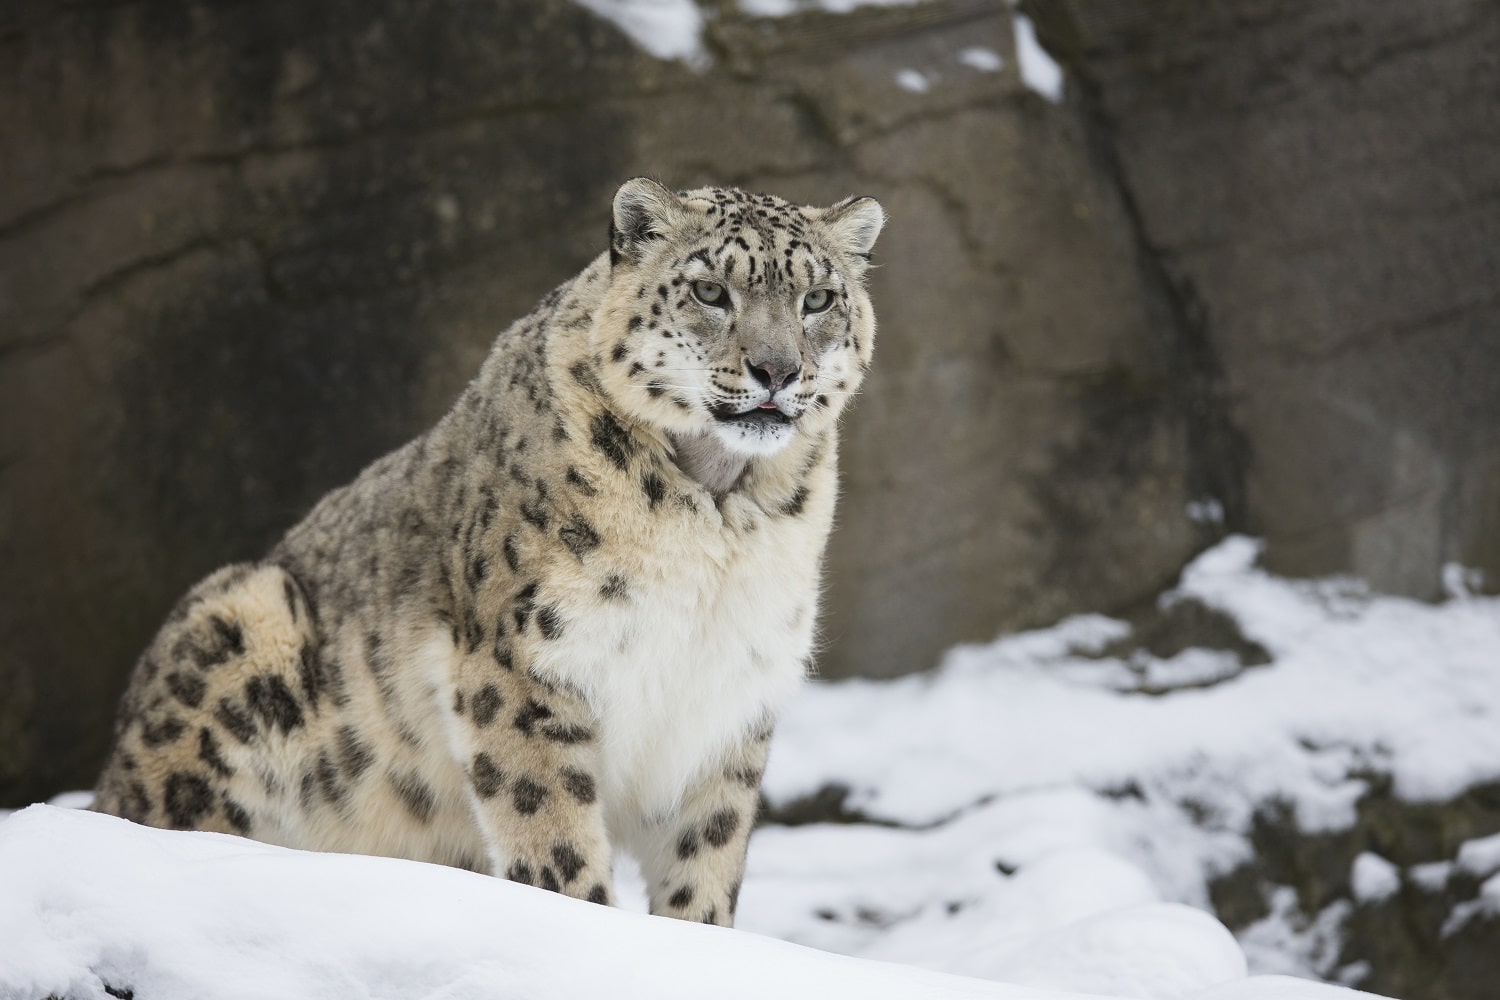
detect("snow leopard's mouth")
[711,404,794,429]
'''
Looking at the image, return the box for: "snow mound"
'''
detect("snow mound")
[0,806,1359,1000]
[0,806,1032,1000]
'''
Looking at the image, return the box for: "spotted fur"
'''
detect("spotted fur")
[93,179,885,926]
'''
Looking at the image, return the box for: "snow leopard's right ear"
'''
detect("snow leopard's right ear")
[814,195,886,262]
[611,177,683,267]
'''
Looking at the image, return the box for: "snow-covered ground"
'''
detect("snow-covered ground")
[0,803,1363,1000]
[740,537,1499,985]
[4,537,1496,997]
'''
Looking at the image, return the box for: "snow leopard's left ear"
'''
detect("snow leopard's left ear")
[811,196,886,261]
[611,177,685,267]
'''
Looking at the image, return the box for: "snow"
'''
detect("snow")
[987,904,1244,999]
[1441,871,1500,938]
[1408,860,1452,892]
[1442,838,1500,933]
[1456,833,1500,877]
[959,47,1004,73]
[571,0,706,63]
[46,789,97,810]
[1187,498,1227,526]
[0,806,1028,1000]
[1012,11,1063,102]
[1349,854,1400,904]
[896,69,932,93]
[3,805,1340,1000]
[764,536,1500,831]
[738,0,925,19]
[8,536,1493,996]
[1236,890,1353,983]
[1442,562,1486,600]
[752,536,1498,982]
[1188,979,1376,1000]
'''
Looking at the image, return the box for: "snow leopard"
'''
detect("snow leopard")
[92,177,885,926]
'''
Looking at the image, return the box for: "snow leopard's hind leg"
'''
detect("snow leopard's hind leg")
[93,562,323,838]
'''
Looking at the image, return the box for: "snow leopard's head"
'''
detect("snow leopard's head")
[594,178,884,462]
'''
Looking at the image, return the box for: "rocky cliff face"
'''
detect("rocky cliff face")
[1037,0,1500,596]
[1,0,1495,827]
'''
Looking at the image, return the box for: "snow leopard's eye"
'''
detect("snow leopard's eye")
[802,289,832,314]
[692,280,727,308]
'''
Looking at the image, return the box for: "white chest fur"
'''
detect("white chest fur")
[531,490,820,838]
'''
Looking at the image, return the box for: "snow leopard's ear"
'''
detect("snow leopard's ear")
[611,177,684,267]
[812,195,886,261]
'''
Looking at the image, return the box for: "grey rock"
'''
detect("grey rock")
[0,0,1215,804]
[1039,0,1500,597]
[3,0,1494,817]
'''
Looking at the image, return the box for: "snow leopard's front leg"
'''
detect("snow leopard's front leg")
[452,659,613,905]
[640,724,771,927]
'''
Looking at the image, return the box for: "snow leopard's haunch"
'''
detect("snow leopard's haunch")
[93,178,885,925]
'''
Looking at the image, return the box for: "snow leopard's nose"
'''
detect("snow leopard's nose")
[746,357,799,394]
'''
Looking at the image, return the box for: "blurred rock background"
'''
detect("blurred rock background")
[1,0,1496,876]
